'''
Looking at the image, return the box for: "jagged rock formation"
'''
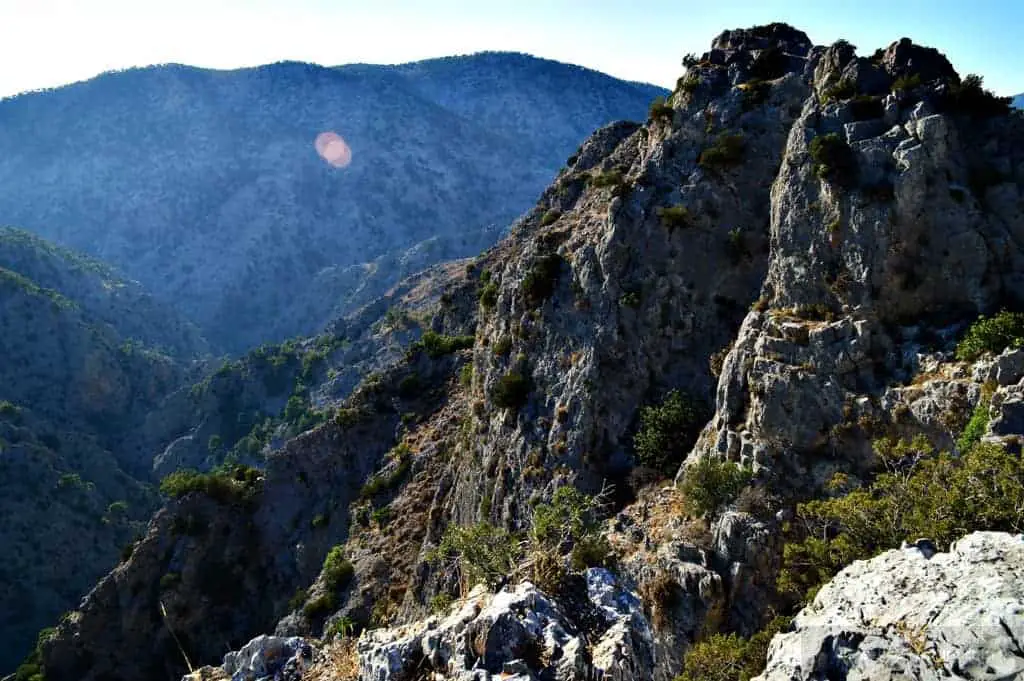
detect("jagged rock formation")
[32,24,1024,681]
[689,34,1024,493]
[755,532,1024,681]
[0,54,665,351]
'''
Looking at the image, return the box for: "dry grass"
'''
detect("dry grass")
[304,638,360,681]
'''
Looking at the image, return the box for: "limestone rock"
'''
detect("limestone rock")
[357,571,655,681]
[754,532,1024,681]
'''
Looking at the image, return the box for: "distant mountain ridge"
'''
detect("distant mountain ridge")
[1013,92,1023,109]
[0,53,666,352]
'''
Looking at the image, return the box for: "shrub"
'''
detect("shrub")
[941,74,1011,118]
[479,281,499,309]
[428,522,521,591]
[957,381,995,452]
[739,79,772,111]
[590,169,624,188]
[619,291,641,308]
[677,73,701,94]
[891,73,921,92]
[14,626,57,681]
[359,444,412,498]
[493,371,531,410]
[459,364,474,388]
[955,310,1024,361]
[430,593,454,614]
[324,615,357,640]
[649,96,674,122]
[657,205,693,230]
[322,545,355,592]
[415,330,474,358]
[634,390,709,475]
[493,336,512,356]
[159,464,262,504]
[748,46,789,81]
[681,53,699,68]
[679,456,753,517]
[849,95,884,121]
[699,133,746,170]
[779,437,1024,602]
[821,78,857,103]
[521,254,563,307]
[809,133,857,188]
[540,209,562,226]
[676,616,792,681]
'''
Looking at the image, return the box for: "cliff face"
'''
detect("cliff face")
[0,54,665,352]
[35,25,1024,681]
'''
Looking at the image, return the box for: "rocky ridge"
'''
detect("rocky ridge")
[30,24,1024,681]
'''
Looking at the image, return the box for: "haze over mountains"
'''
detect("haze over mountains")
[0,52,665,352]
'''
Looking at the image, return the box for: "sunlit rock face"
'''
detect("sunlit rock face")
[0,53,665,352]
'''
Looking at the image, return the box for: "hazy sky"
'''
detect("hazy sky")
[0,0,1019,98]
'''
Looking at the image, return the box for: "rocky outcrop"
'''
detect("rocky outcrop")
[690,36,1024,491]
[755,532,1024,680]
[354,570,653,681]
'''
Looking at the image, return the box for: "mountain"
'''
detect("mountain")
[0,53,666,352]
[0,228,214,669]
[26,26,1024,681]
[1013,92,1023,108]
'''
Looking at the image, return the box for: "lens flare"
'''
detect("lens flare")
[314,132,353,168]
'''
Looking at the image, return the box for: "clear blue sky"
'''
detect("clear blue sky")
[0,0,1019,98]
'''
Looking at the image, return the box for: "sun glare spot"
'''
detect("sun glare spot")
[314,131,352,168]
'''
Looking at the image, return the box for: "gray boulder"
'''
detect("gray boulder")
[754,532,1024,681]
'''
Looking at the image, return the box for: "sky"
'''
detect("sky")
[0,0,1020,99]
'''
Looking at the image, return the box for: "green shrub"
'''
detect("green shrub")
[941,74,1011,118]
[459,364,474,388]
[821,78,857,103]
[415,331,474,358]
[0,400,22,423]
[322,545,355,592]
[676,616,792,681]
[679,456,753,517]
[521,254,563,307]
[479,281,499,309]
[955,310,1024,361]
[303,593,336,618]
[747,46,789,81]
[14,626,57,681]
[540,209,562,226]
[957,381,995,452]
[159,464,262,504]
[891,73,921,92]
[808,133,857,188]
[649,96,674,122]
[848,95,884,121]
[359,445,412,498]
[739,79,772,111]
[657,205,693,230]
[492,371,531,410]
[634,390,709,475]
[531,486,613,572]
[324,615,357,640]
[430,593,454,614]
[207,434,222,453]
[779,437,1024,602]
[493,336,513,356]
[619,291,641,308]
[699,133,746,170]
[428,522,521,590]
[677,73,701,94]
